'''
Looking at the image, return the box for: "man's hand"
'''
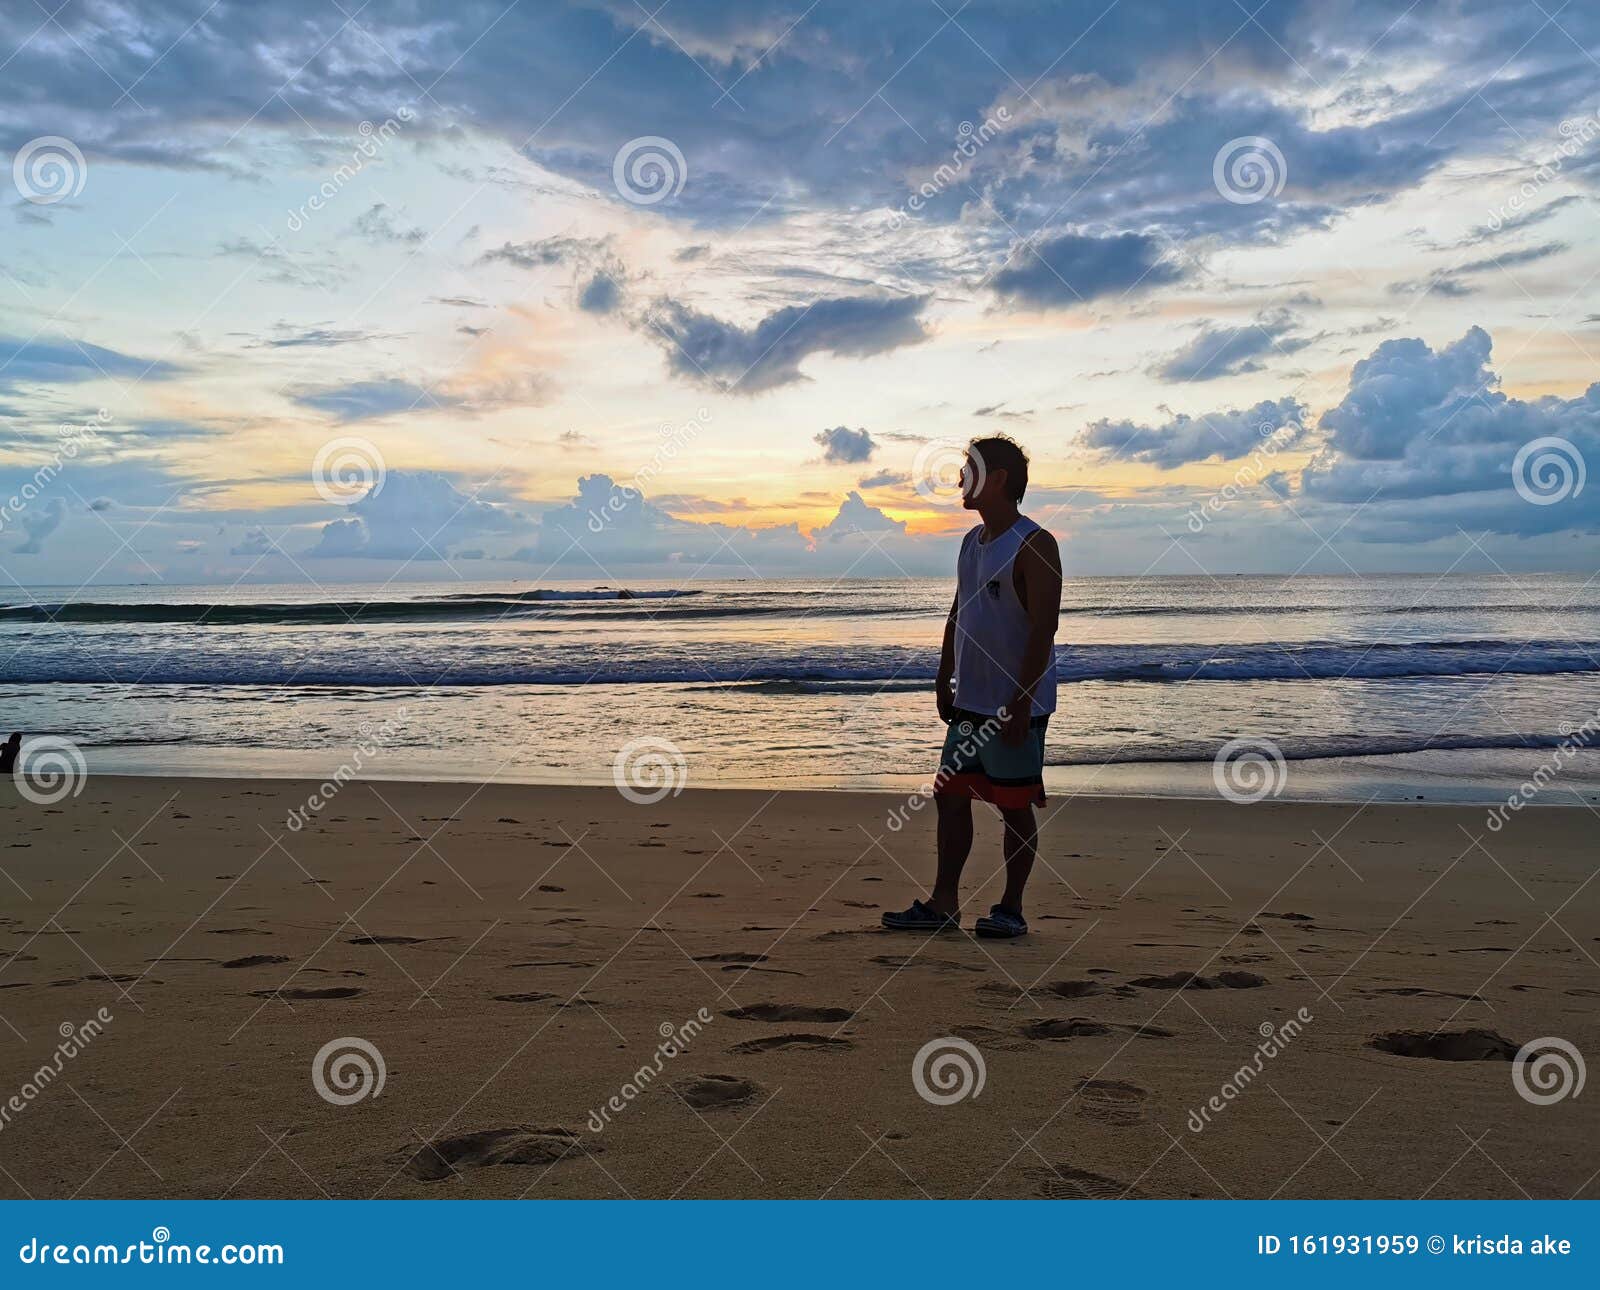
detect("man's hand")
[1000,699,1030,747]
[936,675,956,723]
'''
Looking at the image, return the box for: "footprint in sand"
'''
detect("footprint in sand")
[694,952,768,964]
[728,1033,853,1054]
[1073,1078,1148,1125]
[404,1127,595,1181]
[1030,1163,1145,1199]
[1023,1018,1113,1040]
[671,1074,761,1109]
[1023,1017,1174,1041]
[1127,970,1267,990]
[205,928,272,936]
[348,935,442,946]
[492,991,557,1003]
[951,1023,1035,1053]
[249,986,363,1000]
[870,955,984,973]
[221,954,291,969]
[1364,987,1486,1002]
[1368,1029,1518,1061]
[724,1003,853,1023]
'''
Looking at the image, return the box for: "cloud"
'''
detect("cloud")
[1082,396,1307,468]
[811,491,906,541]
[1153,310,1310,382]
[291,379,454,421]
[352,202,426,244]
[814,425,876,464]
[990,232,1182,309]
[0,335,182,391]
[291,368,550,420]
[858,469,910,489]
[230,527,275,557]
[307,470,530,559]
[12,497,65,554]
[643,294,930,392]
[1301,326,1600,532]
[1390,241,1569,297]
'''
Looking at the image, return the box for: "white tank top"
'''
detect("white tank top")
[952,515,1057,717]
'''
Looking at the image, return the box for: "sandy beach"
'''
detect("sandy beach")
[0,776,1594,1200]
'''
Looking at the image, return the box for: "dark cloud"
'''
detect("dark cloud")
[858,469,910,488]
[1082,396,1307,468]
[0,335,182,391]
[990,232,1182,309]
[1154,310,1310,382]
[814,425,876,464]
[643,293,930,393]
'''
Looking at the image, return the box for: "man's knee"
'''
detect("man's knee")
[935,793,971,817]
[999,805,1035,830]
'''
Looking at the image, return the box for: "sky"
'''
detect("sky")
[1,0,1599,587]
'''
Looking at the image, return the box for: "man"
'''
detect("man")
[884,436,1062,939]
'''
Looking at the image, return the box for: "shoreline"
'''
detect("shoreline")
[1,776,1595,1199]
[65,747,1600,810]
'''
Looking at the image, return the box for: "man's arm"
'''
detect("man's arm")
[1003,528,1062,743]
[936,591,958,722]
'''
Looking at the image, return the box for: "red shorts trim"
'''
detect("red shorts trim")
[933,771,1045,809]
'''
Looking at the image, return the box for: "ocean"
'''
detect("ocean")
[4,572,1599,805]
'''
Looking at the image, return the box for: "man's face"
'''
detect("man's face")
[960,453,1003,509]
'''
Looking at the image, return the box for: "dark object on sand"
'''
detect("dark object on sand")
[0,733,19,774]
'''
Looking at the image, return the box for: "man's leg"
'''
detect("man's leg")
[929,794,973,914]
[997,805,1037,915]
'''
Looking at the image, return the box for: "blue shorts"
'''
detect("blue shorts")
[934,709,1048,808]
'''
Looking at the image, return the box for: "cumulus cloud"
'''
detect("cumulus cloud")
[1301,326,1600,531]
[811,491,906,541]
[1082,396,1308,468]
[307,470,530,559]
[12,497,65,554]
[643,294,930,393]
[990,232,1182,309]
[814,426,876,464]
